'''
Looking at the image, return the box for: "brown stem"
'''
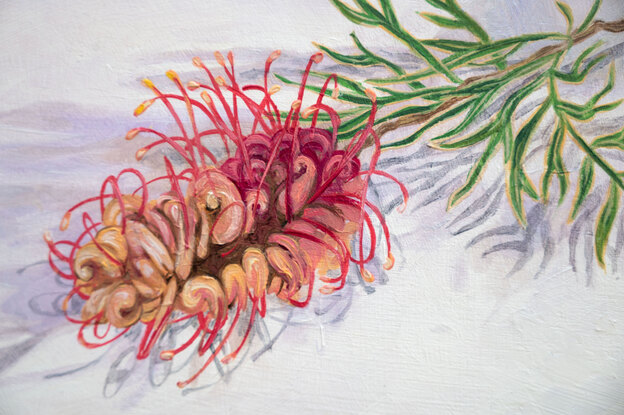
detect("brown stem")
[372,18,624,141]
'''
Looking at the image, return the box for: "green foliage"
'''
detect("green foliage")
[279,0,623,270]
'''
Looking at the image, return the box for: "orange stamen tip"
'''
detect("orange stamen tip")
[302,106,317,119]
[200,91,213,106]
[214,51,225,66]
[60,212,71,231]
[227,51,234,63]
[397,202,407,214]
[192,57,203,68]
[383,253,395,270]
[221,354,235,364]
[136,148,148,161]
[125,128,140,140]
[312,52,324,64]
[365,88,377,102]
[331,86,340,99]
[268,50,281,63]
[268,85,281,95]
[319,286,336,295]
[291,100,302,110]
[176,382,185,389]
[142,78,155,89]
[361,268,375,283]
[160,351,174,360]
[43,231,53,243]
[216,76,226,86]
[166,70,179,81]
[187,81,200,90]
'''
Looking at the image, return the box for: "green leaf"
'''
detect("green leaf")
[379,0,399,27]
[591,127,624,150]
[554,53,607,83]
[572,40,604,74]
[542,121,565,202]
[577,0,602,33]
[564,120,624,193]
[571,157,594,220]
[330,0,378,25]
[508,99,552,225]
[431,87,500,142]
[392,28,463,83]
[443,0,491,43]
[521,169,540,201]
[313,43,373,66]
[421,39,480,52]
[418,12,463,29]
[595,180,620,269]
[503,122,513,162]
[556,1,574,34]
[308,71,367,96]
[382,99,475,149]
[448,132,502,208]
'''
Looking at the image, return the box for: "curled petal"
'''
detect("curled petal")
[95,226,128,263]
[176,275,225,317]
[243,189,269,234]
[140,296,162,323]
[102,195,143,227]
[81,283,118,322]
[241,247,269,298]
[265,245,305,296]
[190,169,244,245]
[126,220,174,276]
[277,155,316,215]
[130,258,167,299]
[73,242,124,282]
[106,284,142,328]
[159,199,195,280]
[220,263,248,309]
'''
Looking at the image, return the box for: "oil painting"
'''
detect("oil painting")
[1,0,623,413]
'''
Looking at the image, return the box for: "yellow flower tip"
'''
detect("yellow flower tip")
[268,84,281,95]
[301,106,317,119]
[383,253,395,271]
[312,52,324,64]
[291,99,302,111]
[192,56,204,68]
[268,50,281,63]
[200,91,213,106]
[365,88,377,103]
[361,268,375,283]
[125,128,140,140]
[214,51,225,66]
[165,70,179,81]
[215,76,226,86]
[187,80,200,91]
[135,148,148,161]
[133,100,152,117]
[160,351,174,361]
[142,78,155,89]
[60,212,71,231]
[319,285,336,295]
[331,86,340,99]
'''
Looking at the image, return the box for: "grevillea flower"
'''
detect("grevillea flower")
[44,50,408,387]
